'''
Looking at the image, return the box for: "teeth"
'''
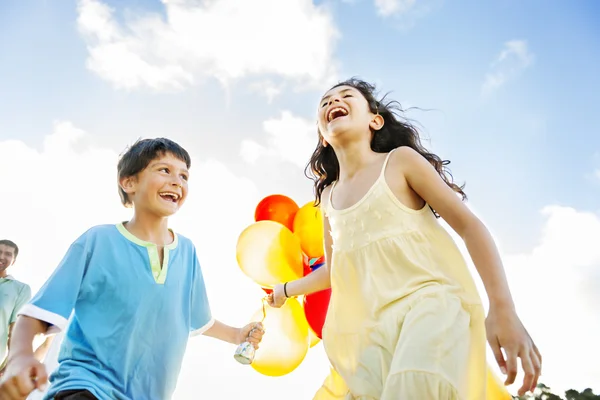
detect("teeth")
[327,107,348,122]
[160,192,180,200]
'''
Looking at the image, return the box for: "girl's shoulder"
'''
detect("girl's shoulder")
[389,146,421,166]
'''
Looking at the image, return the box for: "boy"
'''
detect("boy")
[0,138,264,400]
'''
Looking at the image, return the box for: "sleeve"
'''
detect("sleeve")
[189,248,214,337]
[313,367,350,400]
[18,235,90,334]
[10,284,32,325]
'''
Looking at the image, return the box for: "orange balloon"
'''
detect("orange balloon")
[293,201,324,258]
[236,221,303,288]
[255,194,299,231]
[250,298,309,377]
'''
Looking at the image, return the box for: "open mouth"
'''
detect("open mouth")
[327,107,348,122]
[159,192,180,203]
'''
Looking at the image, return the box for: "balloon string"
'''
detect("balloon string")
[260,296,268,322]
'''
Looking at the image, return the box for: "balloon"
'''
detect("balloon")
[486,367,512,399]
[308,326,321,348]
[303,288,331,339]
[251,298,309,377]
[293,202,324,258]
[255,195,299,231]
[236,221,303,288]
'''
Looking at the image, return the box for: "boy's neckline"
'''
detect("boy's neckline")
[116,222,178,249]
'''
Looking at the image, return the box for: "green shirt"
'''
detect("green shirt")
[0,275,31,363]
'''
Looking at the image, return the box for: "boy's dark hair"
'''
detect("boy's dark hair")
[306,77,466,218]
[0,239,19,258]
[117,138,191,207]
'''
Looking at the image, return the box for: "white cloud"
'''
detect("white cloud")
[482,40,534,97]
[374,0,416,17]
[76,0,340,94]
[247,80,286,104]
[441,204,600,395]
[372,0,442,28]
[0,123,331,400]
[3,125,597,398]
[240,111,317,169]
[594,169,600,181]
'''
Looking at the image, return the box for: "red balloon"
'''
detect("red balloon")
[255,195,299,232]
[303,288,331,339]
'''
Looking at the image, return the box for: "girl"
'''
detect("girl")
[268,79,541,399]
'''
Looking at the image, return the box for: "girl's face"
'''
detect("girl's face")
[317,85,381,146]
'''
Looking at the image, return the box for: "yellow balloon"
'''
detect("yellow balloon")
[309,326,321,348]
[236,220,303,288]
[251,298,309,377]
[293,201,324,258]
[487,367,512,399]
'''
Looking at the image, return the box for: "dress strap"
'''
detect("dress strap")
[378,148,398,179]
[326,181,338,214]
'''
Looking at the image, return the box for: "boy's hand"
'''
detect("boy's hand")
[237,322,265,349]
[486,306,542,397]
[0,354,48,399]
[267,284,287,308]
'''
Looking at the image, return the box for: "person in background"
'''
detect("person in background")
[0,240,52,377]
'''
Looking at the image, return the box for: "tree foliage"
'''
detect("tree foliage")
[513,384,600,400]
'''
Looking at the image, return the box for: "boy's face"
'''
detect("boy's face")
[0,244,16,275]
[122,153,189,217]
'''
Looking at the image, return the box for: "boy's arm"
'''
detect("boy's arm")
[8,317,48,362]
[201,320,239,345]
[202,319,264,348]
[187,247,263,347]
[0,316,50,395]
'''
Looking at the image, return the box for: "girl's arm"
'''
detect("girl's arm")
[395,146,541,396]
[396,148,515,309]
[270,194,333,304]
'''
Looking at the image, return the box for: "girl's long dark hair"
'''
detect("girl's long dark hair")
[305,78,466,217]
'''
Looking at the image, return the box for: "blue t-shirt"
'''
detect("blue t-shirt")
[18,223,214,400]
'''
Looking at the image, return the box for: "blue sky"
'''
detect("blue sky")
[1,0,599,398]
[2,0,599,252]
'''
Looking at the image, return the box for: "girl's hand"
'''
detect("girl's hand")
[267,284,287,308]
[486,306,542,396]
[237,322,265,349]
[0,354,48,399]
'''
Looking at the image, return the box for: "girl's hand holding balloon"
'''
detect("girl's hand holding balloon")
[267,283,287,308]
